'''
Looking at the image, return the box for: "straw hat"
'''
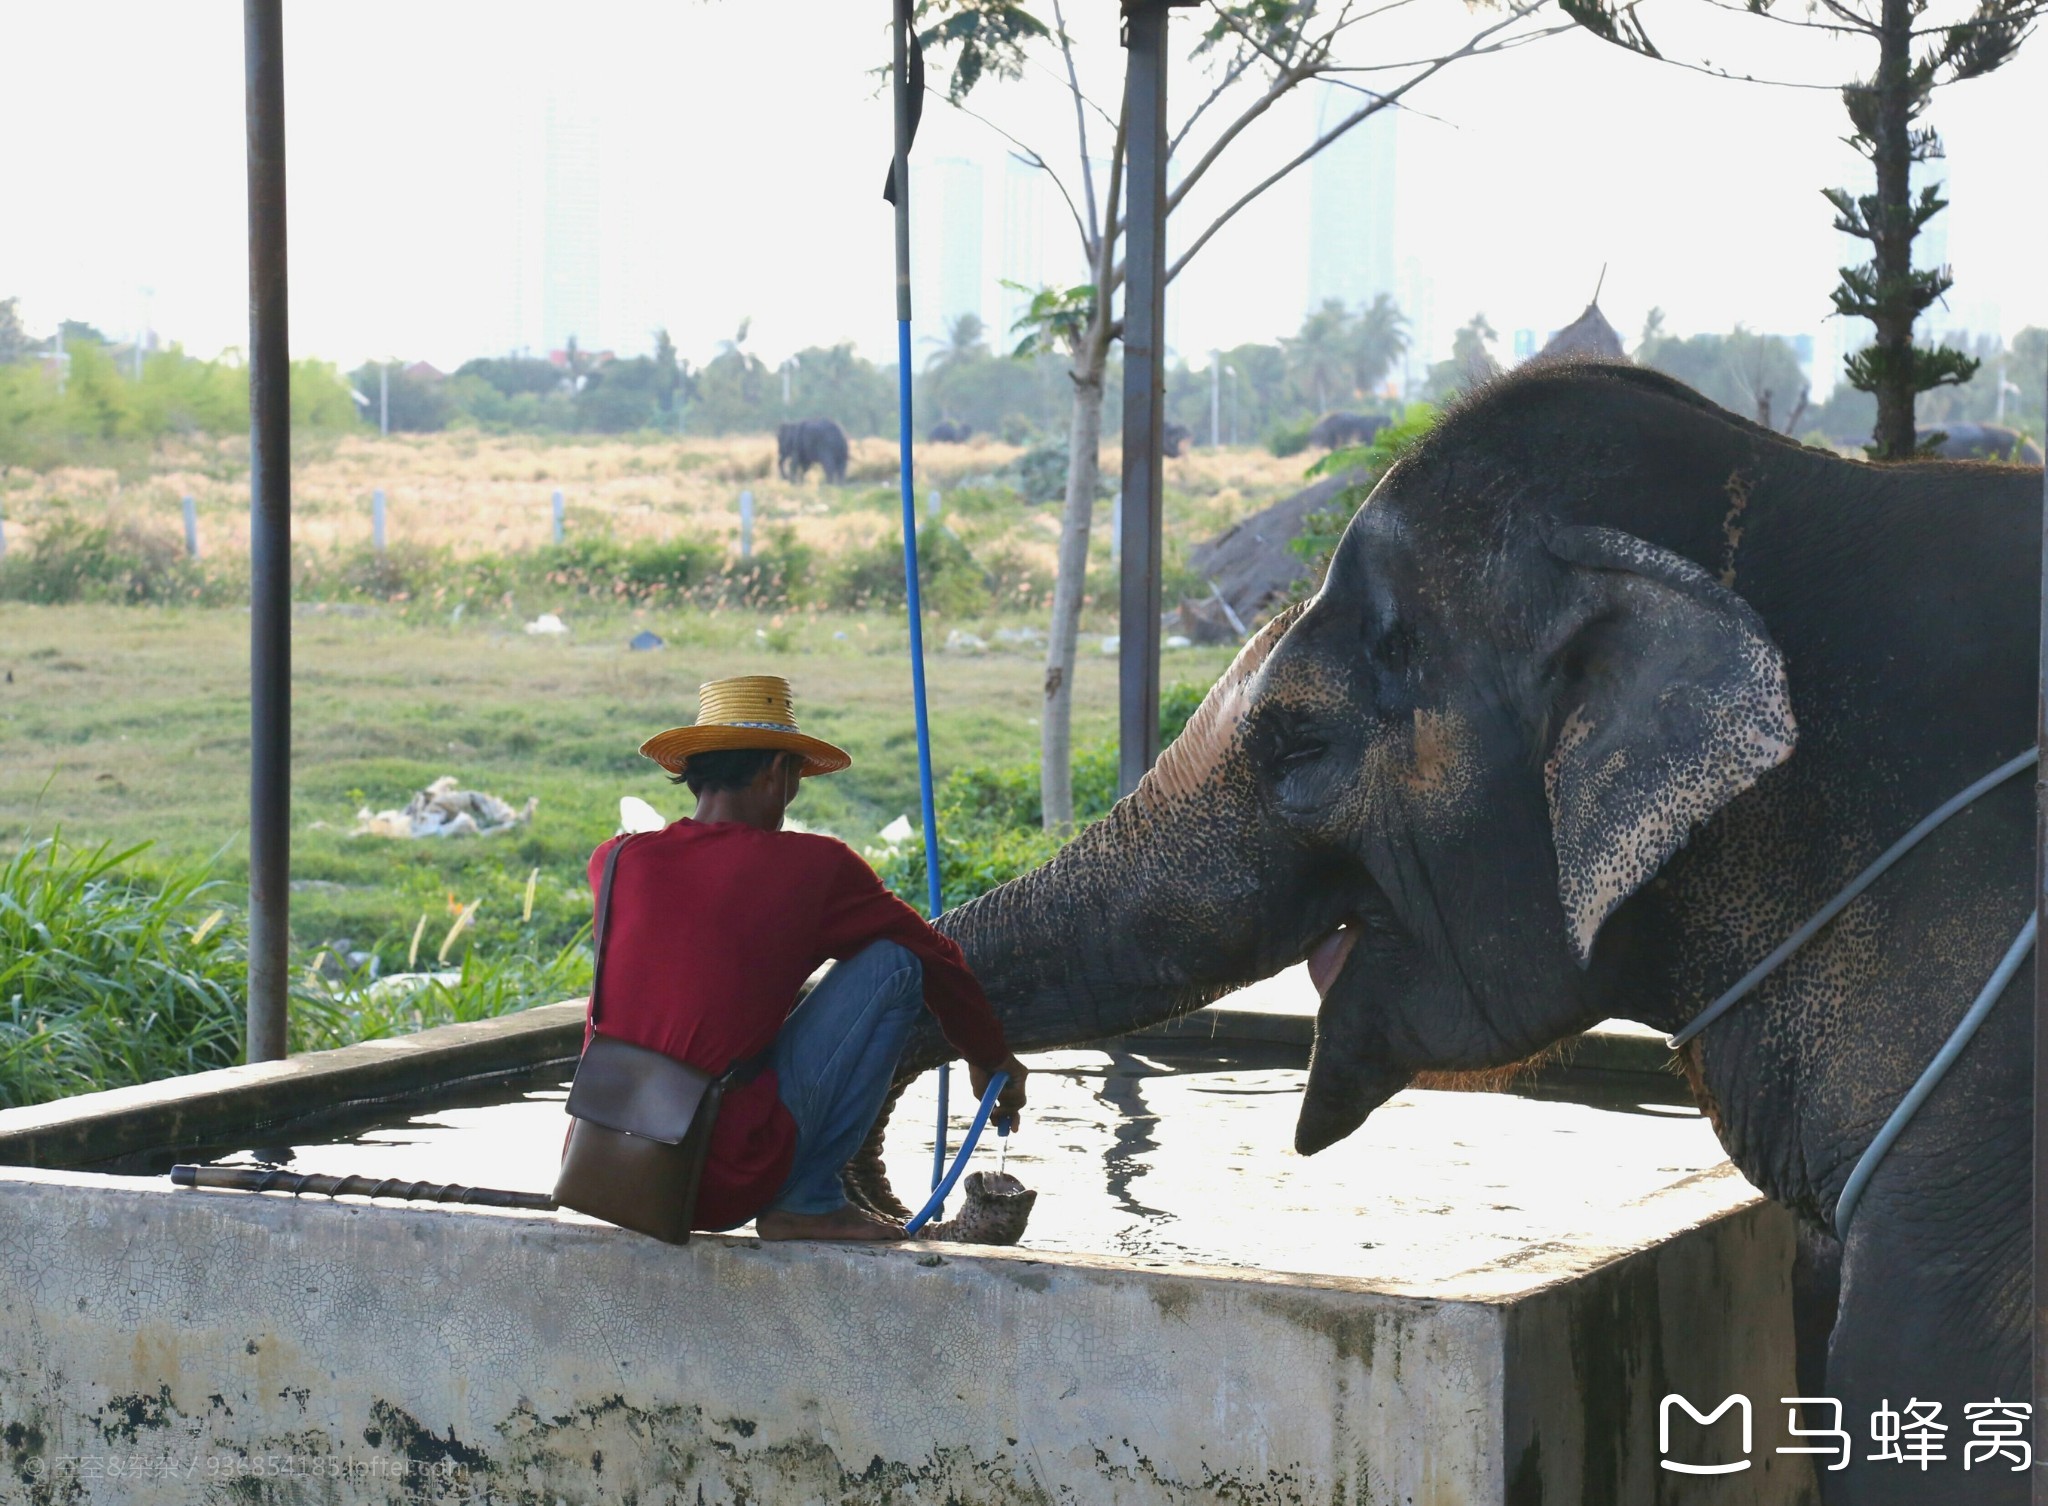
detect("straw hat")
[639,675,851,778]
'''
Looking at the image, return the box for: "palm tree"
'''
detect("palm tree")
[1348,294,1409,399]
[1282,300,1356,415]
[923,312,990,375]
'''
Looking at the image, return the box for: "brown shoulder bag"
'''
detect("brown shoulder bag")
[553,835,771,1243]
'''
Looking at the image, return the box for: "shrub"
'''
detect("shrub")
[0,836,595,1109]
[0,839,249,1108]
[875,678,1212,914]
[828,527,988,616]
[1265,419,1313,457]
[0,511,198,605]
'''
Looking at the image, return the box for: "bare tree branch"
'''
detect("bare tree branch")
[1052,0,1102,256]
[943,97,1093,254]
[1165,4,1557,283]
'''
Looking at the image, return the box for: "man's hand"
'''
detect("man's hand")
[969,1054,1029,1129]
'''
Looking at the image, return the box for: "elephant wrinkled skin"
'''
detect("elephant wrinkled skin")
[850,361,2042,1506]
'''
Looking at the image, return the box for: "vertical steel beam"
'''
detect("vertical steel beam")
[244,0,291,1063]
[2035,404,2048,1502]
[1117,0,1169,796]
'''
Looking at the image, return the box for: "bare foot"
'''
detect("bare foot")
[755,1205,906,1242]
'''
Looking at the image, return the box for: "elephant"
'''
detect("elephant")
[777,417,849,483]
[1924,422,2045,467]
[929,419,973,444]
[852,362,2042,1505]
[1310,411,1389,450]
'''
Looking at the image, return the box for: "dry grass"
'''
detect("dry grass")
[0,432,1318,579]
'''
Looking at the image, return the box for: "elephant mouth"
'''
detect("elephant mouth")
[1306,924,1359,999]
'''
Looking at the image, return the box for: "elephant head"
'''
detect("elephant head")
[921,375,1797,1163]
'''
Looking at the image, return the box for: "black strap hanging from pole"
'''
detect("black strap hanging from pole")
[244,0,292,1064]
[882,23,925,205]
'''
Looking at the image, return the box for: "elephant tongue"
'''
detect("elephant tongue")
[1307,926,1359,1000]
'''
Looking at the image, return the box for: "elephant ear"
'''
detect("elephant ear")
[1542,525,1796,964]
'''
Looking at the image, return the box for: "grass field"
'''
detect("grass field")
[0,430,1307,1101]
[0,430,1311,587]
[0,599,1236,967]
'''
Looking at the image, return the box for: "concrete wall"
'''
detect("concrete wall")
[0,1167,1810,1506]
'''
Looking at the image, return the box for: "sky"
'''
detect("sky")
[1,0,2041,389]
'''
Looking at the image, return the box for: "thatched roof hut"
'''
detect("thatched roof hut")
[1538,301,1626,361]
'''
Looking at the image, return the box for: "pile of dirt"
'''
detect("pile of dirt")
[1185,471,1360,631]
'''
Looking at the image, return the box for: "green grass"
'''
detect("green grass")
[0,601,1236,976]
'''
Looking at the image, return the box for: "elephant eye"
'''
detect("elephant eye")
[1278,740,1327,770]
[1368,619,1417,674]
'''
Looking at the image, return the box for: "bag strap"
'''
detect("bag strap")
[588,835,634,1030]
[587,832,778,1084]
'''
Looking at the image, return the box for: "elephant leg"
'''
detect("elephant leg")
[840,1076,912,1221]
[1792,1221,1841,1399]
[1818,1158,2028,1504]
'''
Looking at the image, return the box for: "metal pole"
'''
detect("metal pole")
[182,496,200,559]
[244,0,291,1064]
[891,0,952,1206]
[1210,352,1220,448]
[2034,348,2048,1506]
[551,488,565,545]
[372,489,386,554]
[1117,0,1169,796]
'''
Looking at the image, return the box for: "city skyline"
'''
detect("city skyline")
[1,3,2041,384]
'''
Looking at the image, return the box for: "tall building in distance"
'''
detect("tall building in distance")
[915,157,987,349]
[996,157,1046,353]
[1305,84,1397,317]
[541,95,602,356]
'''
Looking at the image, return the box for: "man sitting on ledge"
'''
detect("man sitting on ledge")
[587,674,1028,1242]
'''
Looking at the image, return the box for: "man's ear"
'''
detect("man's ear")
[1542,525,1796,964]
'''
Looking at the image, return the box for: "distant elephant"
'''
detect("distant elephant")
[1309,412,1388,450]
[777,418,849,484]
[929,419,973,444]
[1923,422,2044,466]
[857,363,2043,1506]
[1161,422,1192,458]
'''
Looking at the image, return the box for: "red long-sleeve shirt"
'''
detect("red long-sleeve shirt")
[581,820,1007,1230]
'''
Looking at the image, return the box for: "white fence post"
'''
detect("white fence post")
[551,489,565,546]
[182,496,200,559]
[928,488,941,521]
[739,489,755,559]
[372,489,387,554]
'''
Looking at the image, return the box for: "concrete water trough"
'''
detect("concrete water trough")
[0,977,1816,1504]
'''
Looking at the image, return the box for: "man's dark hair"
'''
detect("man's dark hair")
[674,747,785,796]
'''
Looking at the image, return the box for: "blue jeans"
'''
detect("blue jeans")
[768,940,924,1216]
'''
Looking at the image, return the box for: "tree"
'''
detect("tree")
[926,0,1565,828]
[1423,314,1500,402]
[1637,325,1812,431]
[1283,300,1356,415]
[0,298,28,365]
[1560,0,2046,459]
[1349,292,1410,398]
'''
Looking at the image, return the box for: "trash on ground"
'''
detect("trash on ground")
[352,777,538,839]
[1099,634,1120,654]
[877,814,916,846]
[628,630,665,652]
[1164,634,1193,650]
[943,629,988,654]
[619,796,667,834]
[523,613,568,636]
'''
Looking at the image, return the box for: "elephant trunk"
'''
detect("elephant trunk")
[904,606,1353,1073]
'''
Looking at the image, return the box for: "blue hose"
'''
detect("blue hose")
[895,316,951,1200]
[904,1071,1007,1235]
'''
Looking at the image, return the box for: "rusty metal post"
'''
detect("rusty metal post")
[244,0,291,1063]
[1117,0,1169,796]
